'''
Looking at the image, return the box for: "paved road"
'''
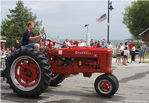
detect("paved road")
[1,63,149,103]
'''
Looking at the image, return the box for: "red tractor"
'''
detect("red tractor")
[2,36,119,98]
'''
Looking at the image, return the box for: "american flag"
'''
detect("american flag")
[96,13,107,23]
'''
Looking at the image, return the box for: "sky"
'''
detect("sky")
[0,0,135,40]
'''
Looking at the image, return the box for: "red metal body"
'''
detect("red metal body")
[44,39,113,78]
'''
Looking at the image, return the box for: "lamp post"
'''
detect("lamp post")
[84,24,90,47]
[107,0,114,42]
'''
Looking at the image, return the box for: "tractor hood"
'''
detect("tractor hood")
[51,47,113,58]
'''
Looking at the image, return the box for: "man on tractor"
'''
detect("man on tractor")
[22,21,43,49]
[1,21,43,77]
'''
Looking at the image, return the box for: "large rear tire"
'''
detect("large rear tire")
[49,73,65,86]
[94,74,119,97]
[6,48,51,98]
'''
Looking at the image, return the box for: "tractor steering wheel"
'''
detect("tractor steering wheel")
[42,33,47,40]
[40,33,47,47]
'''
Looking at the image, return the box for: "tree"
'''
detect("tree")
[1,0,45,48]
[123,0,149,39]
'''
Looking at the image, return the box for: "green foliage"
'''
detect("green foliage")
[136,42,141,49]
[123,0,149,39]
[112,54,117,58]
[1,0,45,48]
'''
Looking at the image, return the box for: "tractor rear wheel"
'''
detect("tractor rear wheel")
[6,48,51,98]
[49,73,65,86]
[94,74,119,97]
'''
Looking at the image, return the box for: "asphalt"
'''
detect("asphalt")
[0,63,149,103]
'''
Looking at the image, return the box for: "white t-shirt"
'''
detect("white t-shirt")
[107,44,113,49]
[132,46,135,51]
[120,45,124,51]
[78,42,86,47]
[124,50,129,56]
[66,41,71,46]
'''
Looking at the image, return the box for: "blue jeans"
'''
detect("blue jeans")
[24,43,34,48]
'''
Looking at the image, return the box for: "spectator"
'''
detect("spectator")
[107,41,112,49]
[101,40,107,48]
[90,39,94,47]
[97,40,101,48]
[139,41,147,63]
[65,39,71,46]
[6,48,11,57]
[78,39,86,47]
[11,46,15,53]
[123,47,129,65]
[61,42,68,48]
[15,40,21,49]
[131,44,136,63]
[93,42,97,48]
[5,48,11,63]
[69,39,73,45]
[124,42,129,63]
[120,42,124,64]
[1,42,5,51]
[1,49,5,57]
[116,45,122,65]
[127,40,130,44]
[128,40,137,63]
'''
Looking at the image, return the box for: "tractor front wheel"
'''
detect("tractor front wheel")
[94,74,119,97]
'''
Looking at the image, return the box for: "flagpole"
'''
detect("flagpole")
[107,0,114,43]
[107,0,110,43]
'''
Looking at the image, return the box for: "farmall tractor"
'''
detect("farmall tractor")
[2,35,119,98]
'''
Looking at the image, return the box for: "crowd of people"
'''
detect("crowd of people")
[62,38,113,49]
[115,40,147,66]
[1,40,21,62]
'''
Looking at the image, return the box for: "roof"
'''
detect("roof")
[0,40,6,42]
[139,28,149,36]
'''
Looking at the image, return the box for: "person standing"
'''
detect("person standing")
[93,42,97,48]
[69,39,73,45]
[123,47,129,65]
[139,41,147,63]
[97,40,101,48]
[124,42,129,63]
[120,42,124,64]
[90,39,94,47]
[14,40,21,49]
[61,42,68,48]
[116,45,122,65]
[107,41,112,49]
[1,42,5,51]
[101,40,107,48]
[131,44,136,63]
[128,40,137,63]
[11,46,15,53]
[65,39,71,46]
[78,39,86,47]
[5,48,11,64]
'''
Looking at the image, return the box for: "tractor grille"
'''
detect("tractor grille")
[107,54,112,68]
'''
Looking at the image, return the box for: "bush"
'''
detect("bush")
[112,54,117,58]
[136,42,141,49]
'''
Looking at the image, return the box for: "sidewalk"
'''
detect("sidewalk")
[112,58,149,63]
[112,58,149,68]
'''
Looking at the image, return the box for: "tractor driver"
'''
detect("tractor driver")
[22,21,43,49]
